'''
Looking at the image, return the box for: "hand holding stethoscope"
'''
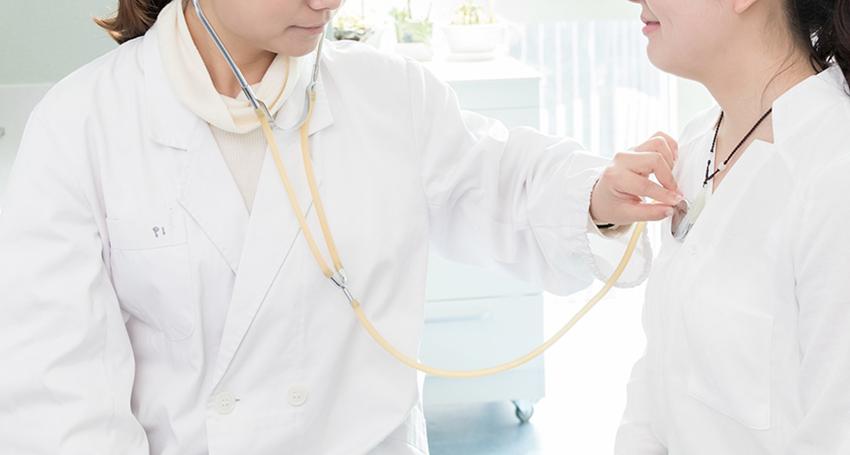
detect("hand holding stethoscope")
[590,133,683,227]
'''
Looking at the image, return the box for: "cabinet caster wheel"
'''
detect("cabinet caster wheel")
[512,400,535,423]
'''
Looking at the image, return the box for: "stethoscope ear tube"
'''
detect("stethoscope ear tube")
[191,0,266,115]
[190,0,325,129]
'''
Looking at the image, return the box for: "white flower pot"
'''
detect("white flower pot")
[395,42,435,62]
[442,23,506,55]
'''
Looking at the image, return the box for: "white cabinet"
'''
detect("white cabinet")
[421,58,545,421]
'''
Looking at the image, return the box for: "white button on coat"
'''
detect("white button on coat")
[212,392,237,415]
[288,386,308,407]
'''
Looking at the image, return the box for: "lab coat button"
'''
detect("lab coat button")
[213,392,237,415]
[288,386,309,407]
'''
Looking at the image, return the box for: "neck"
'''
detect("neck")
[184,1,276,98]
[701,41,815,142]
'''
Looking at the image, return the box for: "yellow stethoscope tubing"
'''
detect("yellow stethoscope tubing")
[257,95,646,379]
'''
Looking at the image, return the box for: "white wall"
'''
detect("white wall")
[0,0,117,84]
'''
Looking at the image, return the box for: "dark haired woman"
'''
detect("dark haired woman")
[0,0,683,453]
[618,0,850,453]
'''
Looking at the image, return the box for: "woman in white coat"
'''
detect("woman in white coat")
[0,0,682,454]
[617,0,850,453]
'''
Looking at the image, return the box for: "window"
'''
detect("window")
[512,20,678,156]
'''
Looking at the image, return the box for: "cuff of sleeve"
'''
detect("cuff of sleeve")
[587,216,633,239]
[525,152,606,295]
[580,174,652,289]
[526,150,651,293]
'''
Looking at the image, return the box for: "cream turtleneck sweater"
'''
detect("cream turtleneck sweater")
[157,0,302,212]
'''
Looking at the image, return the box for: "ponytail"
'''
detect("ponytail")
[787,0,850,88]
[95,0,173,44]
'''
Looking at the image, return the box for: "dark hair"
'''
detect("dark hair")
[787,0,850,86]
[95,0,173,44]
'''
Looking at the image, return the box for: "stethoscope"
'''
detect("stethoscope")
[191,0,648,378]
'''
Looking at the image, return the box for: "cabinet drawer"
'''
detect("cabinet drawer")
[425,253,540,302]
[421,295,544,371]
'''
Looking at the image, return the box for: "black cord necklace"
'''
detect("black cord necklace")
[704,108,773,187]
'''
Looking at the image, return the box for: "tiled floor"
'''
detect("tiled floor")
[425,285,647,454]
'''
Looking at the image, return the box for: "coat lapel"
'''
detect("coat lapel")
[143,25,250,274]
[210,75,335,388]
[177,124,250,273]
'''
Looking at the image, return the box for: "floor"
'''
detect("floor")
[424,285,647,454]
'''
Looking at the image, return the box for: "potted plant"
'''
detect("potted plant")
[391,0,434,61]
[331,0,385,45]
[332,14,375,43]
[442,0,506,60]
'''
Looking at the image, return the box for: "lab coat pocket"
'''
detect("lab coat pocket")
[106,210,195,341]
[684,302,774,430]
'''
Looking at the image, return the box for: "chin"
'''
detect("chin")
[646,42,706,81]
[290,43,321,57]
[271,35,323,57]
[647,45,682,78]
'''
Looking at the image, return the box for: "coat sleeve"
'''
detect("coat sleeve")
[0,104,150,453]
[406,60,651,296]
[784,156,850,454]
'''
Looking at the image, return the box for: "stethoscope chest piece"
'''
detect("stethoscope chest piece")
[671,187,709,242]
[671,198,692,242]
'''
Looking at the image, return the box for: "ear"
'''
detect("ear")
[731,0,762,14]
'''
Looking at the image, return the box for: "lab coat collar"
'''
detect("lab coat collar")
[679,65,846,152]
[771,65,846,146]
[675,66,847,249]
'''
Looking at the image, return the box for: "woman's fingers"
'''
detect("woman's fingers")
[653,131,679,162]
[634,134,677,169]
[618,201,676,222]
[613,168,683,206]
[613,151,679,195]
[589,131,682,225]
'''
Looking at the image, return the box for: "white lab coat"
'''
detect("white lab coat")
[0,22,650,455]
[615,66,850,455]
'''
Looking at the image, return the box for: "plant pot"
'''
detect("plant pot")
[442,23,506,55]
[395,42,435,61]
[331,15,378,44]
[395,20,433,44]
